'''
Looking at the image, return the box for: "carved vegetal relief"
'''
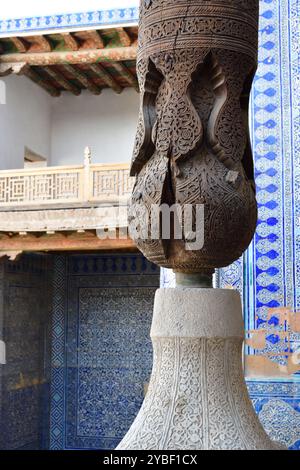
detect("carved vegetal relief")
[129,0,259,275]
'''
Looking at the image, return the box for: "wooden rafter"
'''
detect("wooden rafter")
[61,33,79,51]
[0,26,138,55]
[21,65,60,97]
[116,28,132,47]
[89,63,122,94]
[10,37,28,53]
[112,62,139,92]
[29,35,52,52]
[26,65,61,96]
[23,66,61,97]
[81,30,104,49]
[0,46,137,66]
[63,64,101,95]
[44,66,81,95]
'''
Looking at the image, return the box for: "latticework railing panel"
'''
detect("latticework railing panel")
[0,159,134,208]
[0,168,82,205]
[91,165,134,201]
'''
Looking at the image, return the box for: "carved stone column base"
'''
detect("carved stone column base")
[117,288,283,450]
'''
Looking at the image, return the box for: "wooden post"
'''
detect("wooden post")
[84,147,92,202]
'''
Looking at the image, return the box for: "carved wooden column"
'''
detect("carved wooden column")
[118,0,283,450]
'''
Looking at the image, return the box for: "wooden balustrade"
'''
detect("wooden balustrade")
[0,149,134,208]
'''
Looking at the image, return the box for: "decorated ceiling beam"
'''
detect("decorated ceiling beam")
[89,63,122,94]
[63,64,101,95]
[10,36,28,53]
[61,33,79,51]
[81,30,105,50]
[116,28,132,47]
[0,46,137,66]
[44,66,81,95]
[29,35,52,53]
[112,62,139,92]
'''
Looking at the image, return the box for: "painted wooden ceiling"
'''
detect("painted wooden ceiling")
[0,27,138,96]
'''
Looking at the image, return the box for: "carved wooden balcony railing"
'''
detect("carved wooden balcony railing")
[0,149,134,209]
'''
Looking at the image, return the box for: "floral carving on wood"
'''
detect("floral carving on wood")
[129,0,259,274]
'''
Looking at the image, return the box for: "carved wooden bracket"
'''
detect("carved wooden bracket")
[0,62,28,77]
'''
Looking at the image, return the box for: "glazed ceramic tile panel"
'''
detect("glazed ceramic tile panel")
[0,255,51,450]
[50,253,159,450]
[219,0,300,450]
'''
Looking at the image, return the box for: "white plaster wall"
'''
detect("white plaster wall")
[0,75,52,170]
[0,77,139,170]
[50,88,139,166]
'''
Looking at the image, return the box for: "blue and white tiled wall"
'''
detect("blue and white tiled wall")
[162,0,300,449]
[50,253,160,450]
[0,255,51,450]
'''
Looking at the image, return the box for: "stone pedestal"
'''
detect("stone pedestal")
[117,288,282,450]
